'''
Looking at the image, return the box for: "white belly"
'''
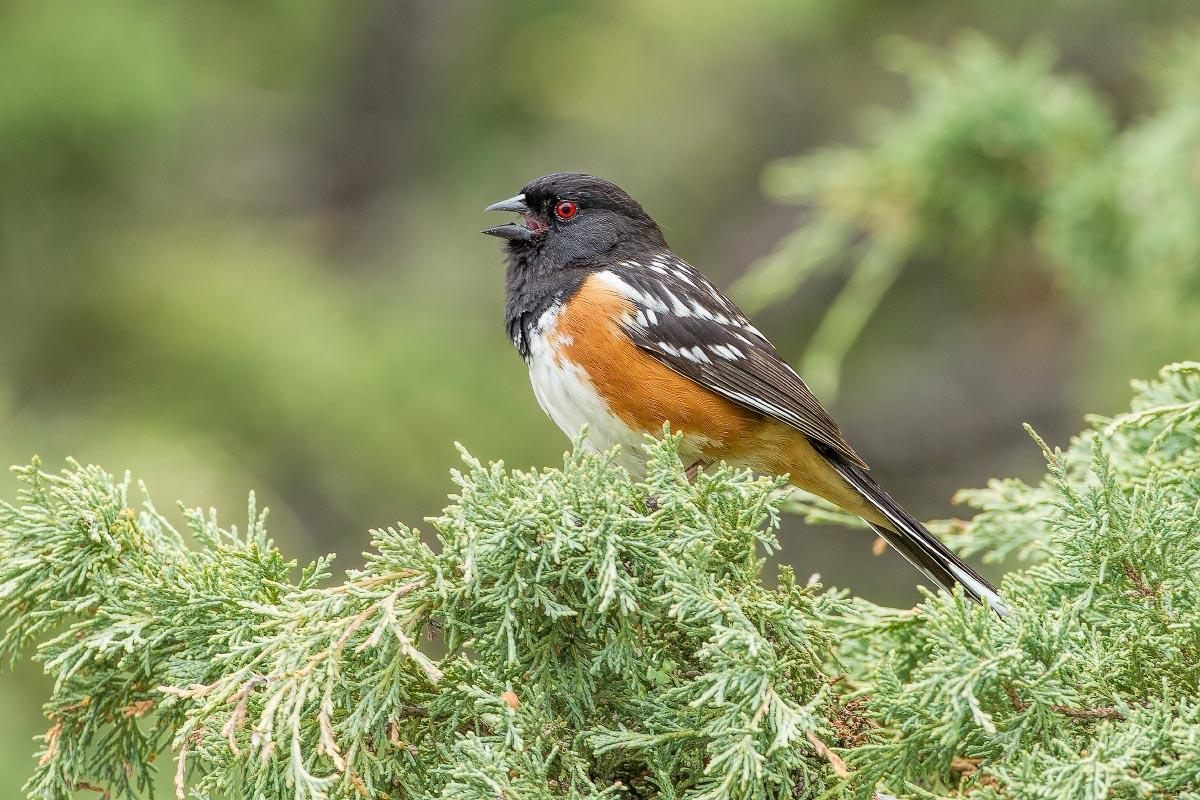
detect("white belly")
[526,307,648,472]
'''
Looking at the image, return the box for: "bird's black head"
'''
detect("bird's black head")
[483,173,666,267]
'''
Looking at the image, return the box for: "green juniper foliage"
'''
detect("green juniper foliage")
[0,437,857,800]
[834,361,1200,798]
[2,361,1199,799]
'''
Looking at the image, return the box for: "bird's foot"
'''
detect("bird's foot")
[646,461,711,511]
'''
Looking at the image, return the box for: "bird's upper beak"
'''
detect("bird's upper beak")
[484,193,530,215]
[482,193,537,240]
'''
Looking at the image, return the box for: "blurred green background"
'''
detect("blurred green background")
[1,0,1198,794]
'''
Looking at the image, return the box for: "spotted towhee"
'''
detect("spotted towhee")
[484,172,1003,611]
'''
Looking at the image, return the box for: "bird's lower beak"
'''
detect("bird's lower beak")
[482,193,536,240]
[482,222,534,240]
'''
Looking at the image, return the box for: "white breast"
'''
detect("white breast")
[526,305,647,472]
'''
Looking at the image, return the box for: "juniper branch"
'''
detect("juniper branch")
[2,362,1200,799]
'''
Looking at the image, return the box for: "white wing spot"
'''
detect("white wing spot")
[671,268,697,286]
[642,292,669,313]
[719,386,799,427]
[687,299,729,324]
[743,323,766,339]
[661,288,690,316]
[595,271,670,313]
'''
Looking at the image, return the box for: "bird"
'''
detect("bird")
[483,172,1004,612]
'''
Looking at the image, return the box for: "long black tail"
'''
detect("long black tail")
[815,443,1007,615]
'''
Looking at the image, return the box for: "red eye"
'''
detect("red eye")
[554,200,578,220]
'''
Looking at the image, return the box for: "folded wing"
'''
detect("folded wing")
[595,257,867,468]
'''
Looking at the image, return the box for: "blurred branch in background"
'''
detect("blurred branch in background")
[735,31,1200,399]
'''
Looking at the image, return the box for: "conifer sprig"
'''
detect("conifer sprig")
[834,361,1200,798]
[2,362,1198,799]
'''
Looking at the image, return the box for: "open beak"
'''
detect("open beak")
[482,193,536,240]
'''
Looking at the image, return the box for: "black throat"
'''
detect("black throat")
[503,242,595,360]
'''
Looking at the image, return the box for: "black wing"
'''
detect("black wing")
[597,254,867,468]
